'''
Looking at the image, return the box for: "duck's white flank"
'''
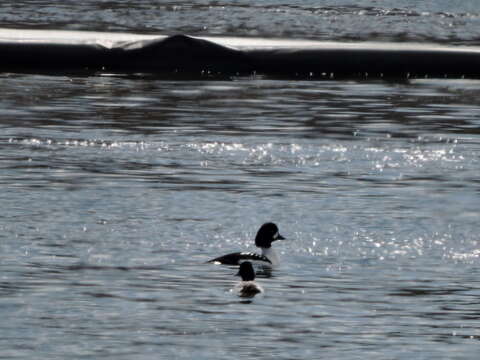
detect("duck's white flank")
[261,247,279,266]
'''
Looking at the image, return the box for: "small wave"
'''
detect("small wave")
[8,136,154,150]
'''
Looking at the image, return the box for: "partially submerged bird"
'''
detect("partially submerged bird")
[232,261,263,298]
[207,222,285,266]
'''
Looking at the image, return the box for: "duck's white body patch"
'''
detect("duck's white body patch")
[261,247,279,266]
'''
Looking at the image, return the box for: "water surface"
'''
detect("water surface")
[2,1,480,359]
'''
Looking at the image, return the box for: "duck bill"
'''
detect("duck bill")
[276,233,285,240]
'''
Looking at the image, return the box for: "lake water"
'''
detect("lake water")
[1,2,480,360]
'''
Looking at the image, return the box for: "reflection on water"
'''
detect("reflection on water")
[3,76,480,137]
[1,74,480,359]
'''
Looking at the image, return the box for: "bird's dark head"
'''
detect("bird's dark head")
[236,261,256,281]
[254,222,285,248]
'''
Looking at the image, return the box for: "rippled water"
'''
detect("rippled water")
[2,74,480,359]
[2,0,480,44]
[2,1,480,359]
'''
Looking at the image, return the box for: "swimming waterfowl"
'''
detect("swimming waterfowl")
[207,222,285,266]
[232,261,263,298]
